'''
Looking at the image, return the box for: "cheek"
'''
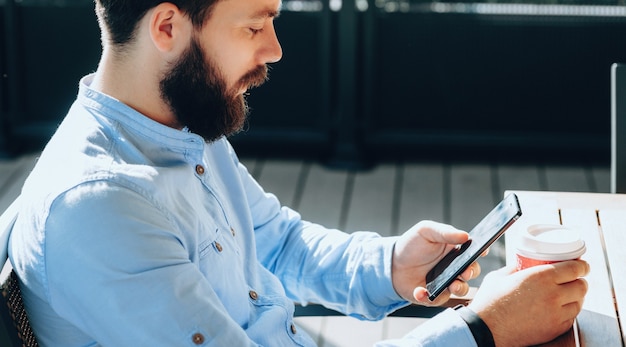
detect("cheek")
[198,25,257,90]
[213,46,256,88]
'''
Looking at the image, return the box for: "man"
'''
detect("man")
[8,0,588,346]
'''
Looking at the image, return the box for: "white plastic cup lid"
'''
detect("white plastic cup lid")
[515,224,586,261]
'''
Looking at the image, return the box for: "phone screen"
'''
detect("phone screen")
[425,193,522,301]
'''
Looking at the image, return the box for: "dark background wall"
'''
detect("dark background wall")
[2,0,626,167]
[357,10,626,165]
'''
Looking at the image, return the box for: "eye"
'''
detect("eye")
[249,27,264,35]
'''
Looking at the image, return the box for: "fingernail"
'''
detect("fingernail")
[453,282,462,293]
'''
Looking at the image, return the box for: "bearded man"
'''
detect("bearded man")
[8,1,588,346]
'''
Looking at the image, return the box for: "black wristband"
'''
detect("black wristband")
[454,305,496,347]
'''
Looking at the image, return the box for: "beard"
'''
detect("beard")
[159,36,268,142]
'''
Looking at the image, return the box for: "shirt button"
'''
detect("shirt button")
[290,323,297,334]
[230,227,236,237]
[195,164,205,175]
[215,242,223,252]
[249,290,258,300]
[192,332,205,345]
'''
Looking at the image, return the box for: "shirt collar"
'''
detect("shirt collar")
[76,74,207,161]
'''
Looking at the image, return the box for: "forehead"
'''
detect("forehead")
[209,0,281,21]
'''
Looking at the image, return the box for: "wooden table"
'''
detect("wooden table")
[504,190,626,347]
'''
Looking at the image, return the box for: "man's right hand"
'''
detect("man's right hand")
[467,260,590,347]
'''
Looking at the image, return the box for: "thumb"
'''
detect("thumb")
[412,286,450,306]
[418,222,470,245]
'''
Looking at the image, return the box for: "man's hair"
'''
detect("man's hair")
[95,0,217,47]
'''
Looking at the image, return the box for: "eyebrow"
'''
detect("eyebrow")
[250,5,281,20]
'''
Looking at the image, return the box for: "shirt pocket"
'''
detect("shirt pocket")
[198,228,220,259]
[197,225,243,277]
[197,226,249,325]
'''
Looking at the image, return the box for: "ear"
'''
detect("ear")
[148,3,189,53]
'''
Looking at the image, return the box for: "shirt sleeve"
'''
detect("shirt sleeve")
[229,146,407,320]
[225,142,474,347]
[375,308,478,347]
[43,183,259,347]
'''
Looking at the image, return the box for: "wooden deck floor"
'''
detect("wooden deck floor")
[0,151,611,346]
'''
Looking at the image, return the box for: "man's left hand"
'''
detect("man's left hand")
[391,220,482,306]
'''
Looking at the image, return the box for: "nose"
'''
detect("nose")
[263,23,282,64]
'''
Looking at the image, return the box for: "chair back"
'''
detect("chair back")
[612,63,626,194]
[0,196,39,346]
[0,197,20,276]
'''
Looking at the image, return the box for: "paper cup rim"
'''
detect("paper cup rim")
[515,224,586,261]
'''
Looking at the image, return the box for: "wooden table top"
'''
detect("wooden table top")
[504,190,626,347]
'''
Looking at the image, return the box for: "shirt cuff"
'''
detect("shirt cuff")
[375,308,478,347]
[357,235,408,317]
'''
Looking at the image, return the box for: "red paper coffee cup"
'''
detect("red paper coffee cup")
[516,224,586,270]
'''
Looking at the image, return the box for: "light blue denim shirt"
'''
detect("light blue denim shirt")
[8,74,476,347]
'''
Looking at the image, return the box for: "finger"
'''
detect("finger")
[459,262,481,281]
[557,278,589,305]
[549,301,584,336]
[448,278,470,298]
[551,260,590,284]
[481,247,490,257]
[561,300,584,322]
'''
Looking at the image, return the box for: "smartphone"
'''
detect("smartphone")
[425,193,522,301]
